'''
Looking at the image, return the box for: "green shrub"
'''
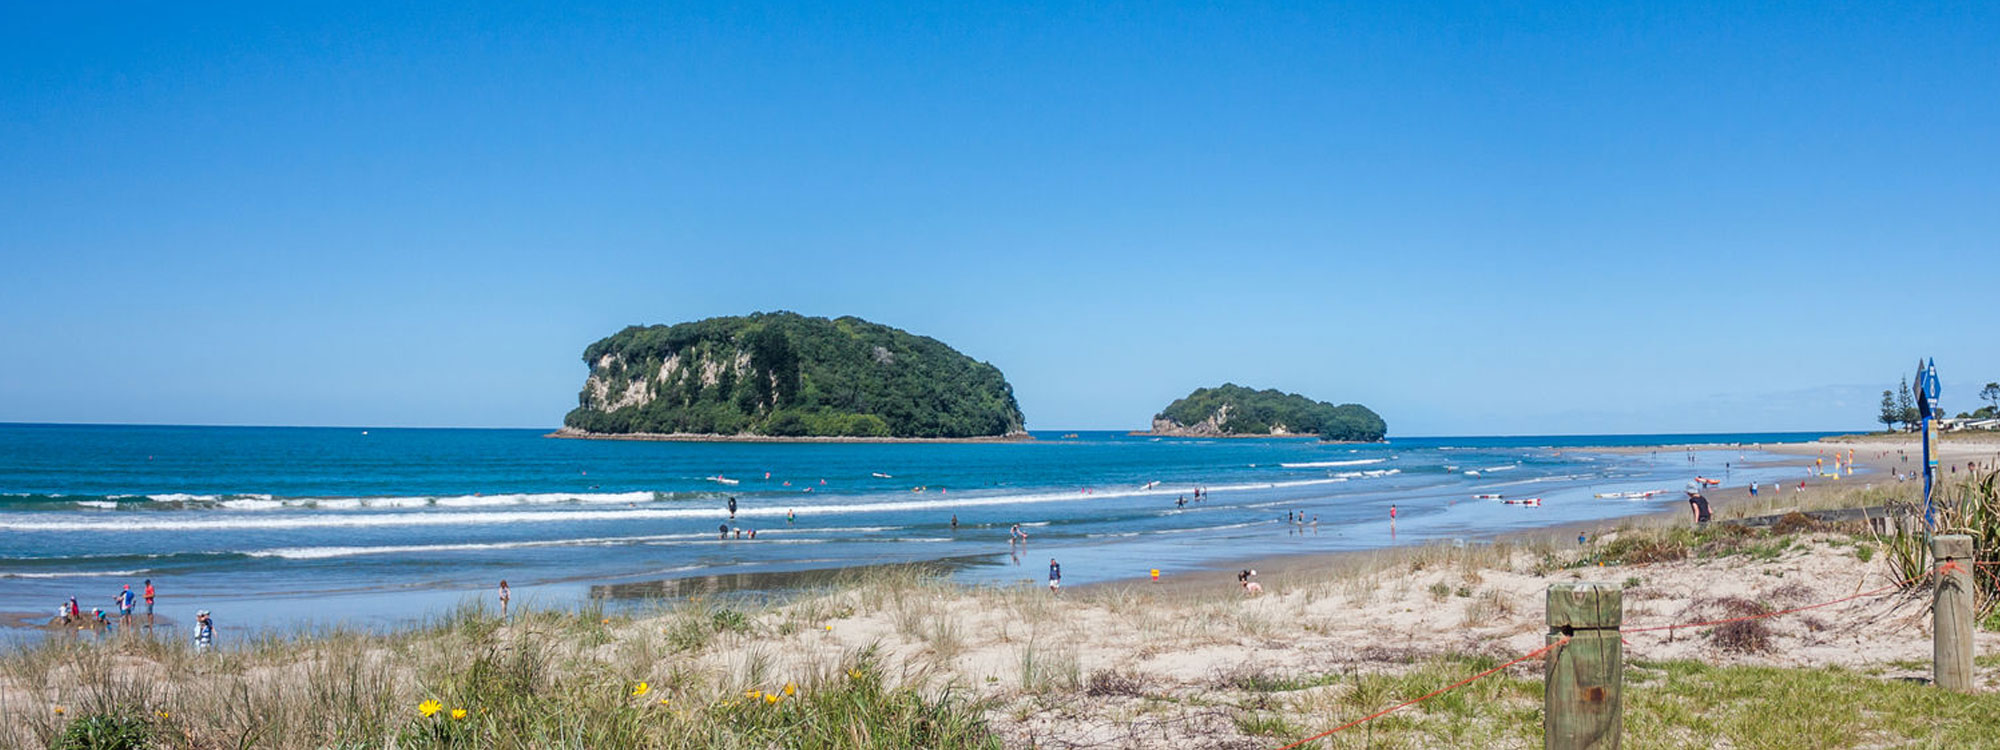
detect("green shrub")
[52,713,151,750]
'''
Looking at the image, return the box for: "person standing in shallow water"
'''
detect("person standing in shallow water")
[727,496,737,520]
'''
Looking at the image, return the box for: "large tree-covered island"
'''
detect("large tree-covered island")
[1145,384,1387,442]
[558,312,1027,440]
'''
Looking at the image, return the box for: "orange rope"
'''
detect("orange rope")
[1272,637,1569,750]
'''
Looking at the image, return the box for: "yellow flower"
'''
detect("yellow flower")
[847,668,863,680]
[823,624,833,631]
[156,711,170,720]
[600,618,610,624]
[765,693,780,705]
[783,682,796,696]
[418,699,442,717]
[450,708,467,720]
[631,681,650,697]
[745,689,762,700]
[657,698,671,706]
[53,706,64,715]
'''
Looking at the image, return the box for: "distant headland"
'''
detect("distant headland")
[558,312,1027,441]
[1139,384,1387,442]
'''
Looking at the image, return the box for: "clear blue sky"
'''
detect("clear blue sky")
[3,1,1994,435]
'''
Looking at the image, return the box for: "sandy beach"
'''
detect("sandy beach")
[11,437,2000,747]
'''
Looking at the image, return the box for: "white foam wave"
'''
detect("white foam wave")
[1332,469,1401,479]
[1279,458,1387,468]
[0,569,148,579]
[76,501,118,510]
[146,491,665,510]
[150,493,275,503]
[220,498,285,511]
[0,477,1356,533]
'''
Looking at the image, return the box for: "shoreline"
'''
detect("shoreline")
[544,427,1037,444]
[1096,439,1960,593]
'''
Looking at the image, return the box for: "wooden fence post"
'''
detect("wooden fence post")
[1546,582,1622,750]
[1934,534,1975,692]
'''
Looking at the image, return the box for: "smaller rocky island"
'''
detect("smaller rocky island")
[1145,384,1386,442]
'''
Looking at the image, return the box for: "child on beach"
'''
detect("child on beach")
[498,580,511,619]
[1047,559,1061,593]
[143,579,155,629]
[194,610,213,652]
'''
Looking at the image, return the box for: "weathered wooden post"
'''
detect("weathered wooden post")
[1546,582,1622,749]
[1933,535,1975,692]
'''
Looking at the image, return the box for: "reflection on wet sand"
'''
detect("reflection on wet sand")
[589,556,989,601]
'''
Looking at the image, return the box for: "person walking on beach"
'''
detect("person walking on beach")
[193,610,214,653]
[497,580,511,620]
[727,496,738,520]
[142,580,155,629]
[1048,558,1061,593]
[1686,479,1712,525]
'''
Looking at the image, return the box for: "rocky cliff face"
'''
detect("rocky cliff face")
[579,349,756,414]
[1149,405,1292,436]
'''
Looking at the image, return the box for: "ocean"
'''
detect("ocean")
[0,424,1841,635]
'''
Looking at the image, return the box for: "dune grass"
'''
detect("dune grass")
[1231,655,2000,749]
[2,598,997,750]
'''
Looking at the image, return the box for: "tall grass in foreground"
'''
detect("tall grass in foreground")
[1874,471,2000,622]
[1,599,998,750]
[1234,656,2000,749]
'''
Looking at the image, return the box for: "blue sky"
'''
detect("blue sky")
[2,1,1994,435]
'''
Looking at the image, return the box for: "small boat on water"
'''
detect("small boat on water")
[709,476,739,486]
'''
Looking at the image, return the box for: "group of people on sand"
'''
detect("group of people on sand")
[51,579,214,651]
[56,580,155,632]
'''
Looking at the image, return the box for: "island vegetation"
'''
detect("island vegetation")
[1149,384,1386,442]
[563,312,1025,439]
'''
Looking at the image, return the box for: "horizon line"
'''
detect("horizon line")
[0,420,1865,439]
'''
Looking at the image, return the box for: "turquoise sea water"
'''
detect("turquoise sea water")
[0,424,1842,635]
